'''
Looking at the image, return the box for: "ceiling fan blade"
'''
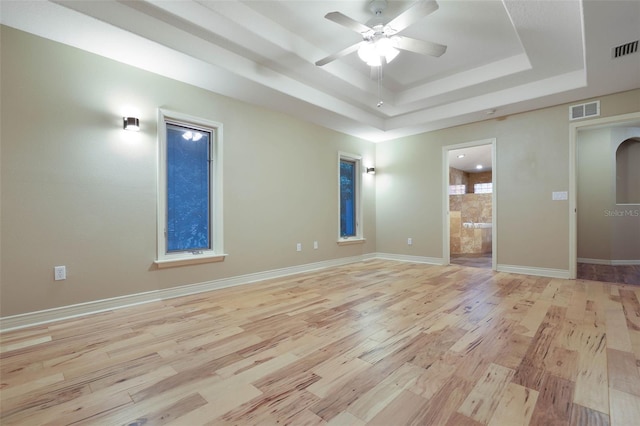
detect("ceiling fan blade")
[395,36,447,57]
[386,0,439,33]
[315,42,364,66]
[325,11,373,34]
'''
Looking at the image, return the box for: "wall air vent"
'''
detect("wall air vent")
[569,100,600,121]
[612,40,638,58]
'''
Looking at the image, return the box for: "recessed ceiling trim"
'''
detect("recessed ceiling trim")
[386,69,587,131]
[394,53,532,106]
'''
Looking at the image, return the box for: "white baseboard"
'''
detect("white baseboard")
[373,253,445,265]
[0,254,585,332]
[0,254,368,333]
[578,258,640,266]
[497,264,570,279]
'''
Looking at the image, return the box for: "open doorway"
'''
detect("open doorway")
[572,113,640,284]
[442,139,497,270]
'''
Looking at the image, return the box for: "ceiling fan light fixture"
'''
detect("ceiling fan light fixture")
[358,42,376,63]
[357,37,400,66]
[382,46,399,63]
[367,56,382,67]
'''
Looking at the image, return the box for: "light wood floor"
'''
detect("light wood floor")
[2,260,640,425]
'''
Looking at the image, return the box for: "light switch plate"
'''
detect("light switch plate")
[54,266,66,281]
[552,191,568,201]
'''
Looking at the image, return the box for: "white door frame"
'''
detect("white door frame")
[442,138,497,270]
[568,111,640,279]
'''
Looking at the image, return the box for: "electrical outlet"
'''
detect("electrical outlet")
[54,266,66,281]
[407,238,413,245]
[296,243,302,252]
[313,241,318,250]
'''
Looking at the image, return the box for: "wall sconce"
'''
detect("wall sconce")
[366,167,376,174]
[123,117,140,131]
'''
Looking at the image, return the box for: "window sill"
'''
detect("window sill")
[337,238,366,246]
[154,254,227,269]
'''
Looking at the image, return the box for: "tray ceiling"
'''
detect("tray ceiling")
[1,0,639,142]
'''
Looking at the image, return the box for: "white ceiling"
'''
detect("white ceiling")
[448,144,493,173]
[1,0,639,142]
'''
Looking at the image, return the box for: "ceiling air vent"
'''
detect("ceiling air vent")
[569,100,600,121]
[612,40,638,58]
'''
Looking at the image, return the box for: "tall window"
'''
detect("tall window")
[166,123,211,252]
[339,152,362,240]
[157,110,224,266]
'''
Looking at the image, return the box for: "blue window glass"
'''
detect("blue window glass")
[166,123,211,252]
[340,159,356,237]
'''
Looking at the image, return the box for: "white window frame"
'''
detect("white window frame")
[337,152,365,245]
[155,109,225,268]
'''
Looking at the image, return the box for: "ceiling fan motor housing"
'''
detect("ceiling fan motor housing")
[367,0,388,27]
[369,0,387,15]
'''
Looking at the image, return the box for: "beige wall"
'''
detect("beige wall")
[0,27,376,317]
[577,127,640,261]
[376,90,640,269]
[576,128,613,260]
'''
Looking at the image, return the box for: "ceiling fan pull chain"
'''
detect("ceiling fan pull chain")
[377,65,383,108]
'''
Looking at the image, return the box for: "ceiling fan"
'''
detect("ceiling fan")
[315,0,447,67]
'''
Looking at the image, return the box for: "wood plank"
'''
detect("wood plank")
[487,382,539,426]
[217,389,320,425]
[366,389,429,425]
[407,350,464,400]
[518,299,553,337]
[3,386,132,426]
[165,383,262,425]
[0,373,65,400]
[326,411,366,426]
[528,374,575,425]
[445,412,484,426]
[401,376,475,425]
[609,388,640,426]
[605,306,633,352]
[569,403,609,426]
[494,333,532,370]
[457,363,515,423]
[96,392,205,426]
[572,323,609,414]
[565,283,587,323]
[607,348,640,397]
[545,346,579,381]
[307,356,372,398]
[0,335,52,353]
[346,362,424,421]
[540,278,573,307]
